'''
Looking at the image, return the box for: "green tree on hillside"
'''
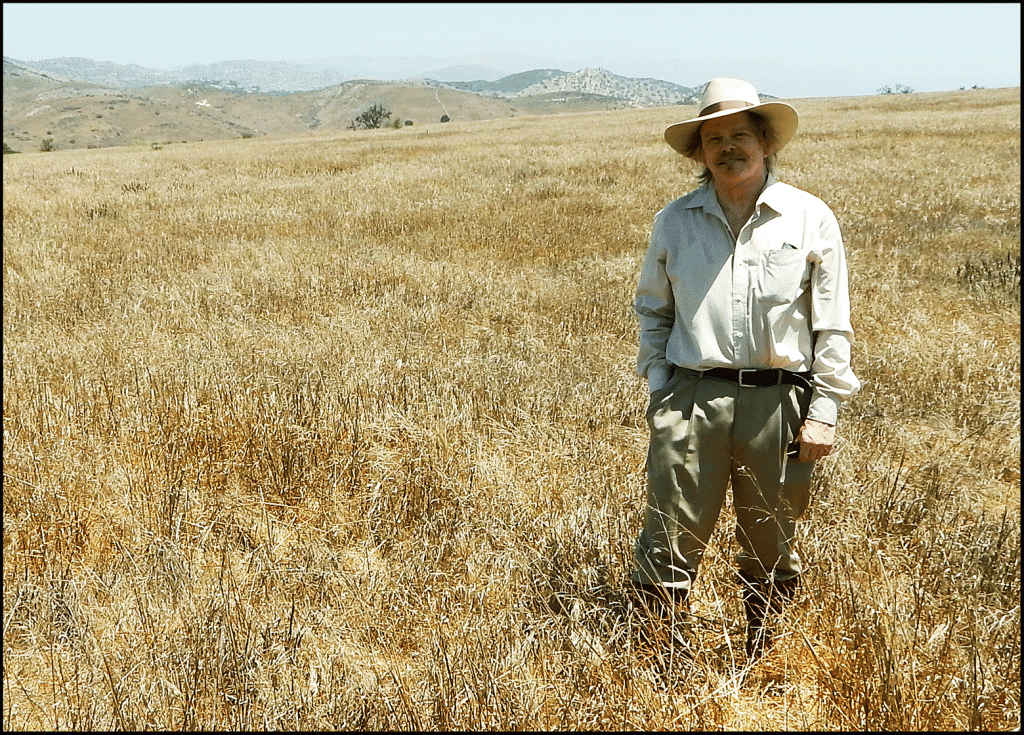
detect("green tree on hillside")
[349,103,392,130]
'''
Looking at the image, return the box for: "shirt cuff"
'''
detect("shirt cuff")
[647,363,673,393]
[807,394,840,425]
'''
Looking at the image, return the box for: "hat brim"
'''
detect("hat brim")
[664,101,799,159]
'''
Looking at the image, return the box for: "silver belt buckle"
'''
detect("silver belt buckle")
[738,368,780,387]
[738,368,757,387]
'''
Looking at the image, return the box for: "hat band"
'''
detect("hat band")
[699,100,753,117]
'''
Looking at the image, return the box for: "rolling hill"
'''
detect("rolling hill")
[3,56,701,152]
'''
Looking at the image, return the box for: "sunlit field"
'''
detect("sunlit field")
[3,87,1020,730]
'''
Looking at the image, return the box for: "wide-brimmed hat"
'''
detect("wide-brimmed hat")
[664,77,799,159]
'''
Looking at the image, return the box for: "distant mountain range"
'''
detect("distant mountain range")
[435,67,698,108]
[3,55,703,152]
[15,56,352,93]
[9,55,702,104]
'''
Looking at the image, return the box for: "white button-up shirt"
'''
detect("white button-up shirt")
[635,174,860,425]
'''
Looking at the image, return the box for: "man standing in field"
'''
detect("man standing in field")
[631,78,860,661]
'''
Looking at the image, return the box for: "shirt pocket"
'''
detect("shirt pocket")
[756,248,811,305]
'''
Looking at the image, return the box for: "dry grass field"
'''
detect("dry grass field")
[3,87,1020,730]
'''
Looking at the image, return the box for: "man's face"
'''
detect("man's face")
[697,112,770,188]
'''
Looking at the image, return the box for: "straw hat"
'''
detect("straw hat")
[664,77,799,158]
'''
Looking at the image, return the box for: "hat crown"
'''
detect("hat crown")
[699,77,760,116]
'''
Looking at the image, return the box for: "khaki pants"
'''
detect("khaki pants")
[631,367,815,590]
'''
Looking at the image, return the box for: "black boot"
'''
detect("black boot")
[736,571,799,661]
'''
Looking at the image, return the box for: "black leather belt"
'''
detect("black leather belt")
[701,367,811,388]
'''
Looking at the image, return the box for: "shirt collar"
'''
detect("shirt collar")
[756,172,784,217]
[686,171,784,219]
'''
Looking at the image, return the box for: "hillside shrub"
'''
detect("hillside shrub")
[349,103,392,130]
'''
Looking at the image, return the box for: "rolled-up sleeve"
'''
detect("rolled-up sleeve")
[635,213,675,393]
[808,210,860,423]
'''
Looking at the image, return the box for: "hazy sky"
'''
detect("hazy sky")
[3,2,1020,97]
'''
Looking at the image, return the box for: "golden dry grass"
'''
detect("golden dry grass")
[3,87,1020,730]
